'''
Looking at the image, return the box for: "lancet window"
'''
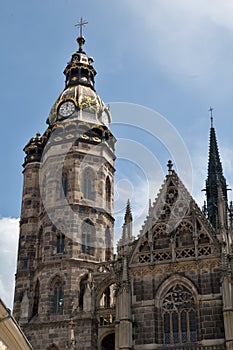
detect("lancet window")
[56,233,65,253]
[105,226,111,261]
[52,278,63,314]
[105,176,111,207]
[61,173,68,198]
[81,219,96,255]
[83,167,95,200]
[162,284,197,345]
[32,279,40,317]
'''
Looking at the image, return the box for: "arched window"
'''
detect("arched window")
[104,287,111,308]
[81,219,96,255]
[32,280,40,317]
[105,176,111,207]
[101,333,115,350]
[176,221,193,247]
[162,284,197,344]
[105,226,111,261]
[56,233,65,253]
[99,283,116,308]
[52,278,63,314]
[153,223,170,250]
[61,173,68,198]
[82,168,95,200]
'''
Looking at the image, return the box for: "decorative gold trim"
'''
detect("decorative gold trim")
[93,137,101,142]
[80,134,89,140]
[54,136,63,142]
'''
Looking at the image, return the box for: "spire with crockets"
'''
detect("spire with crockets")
[118,199,133,248]
[205,108,228,231]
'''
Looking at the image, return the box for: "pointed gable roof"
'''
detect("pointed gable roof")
[130,164,220,265]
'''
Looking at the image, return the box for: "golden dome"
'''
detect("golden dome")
[46,85,106,126]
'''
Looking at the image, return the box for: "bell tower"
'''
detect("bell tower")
[13,22,116,350]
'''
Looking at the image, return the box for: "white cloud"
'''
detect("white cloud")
[122,0,233,91]
[0,218,19,310]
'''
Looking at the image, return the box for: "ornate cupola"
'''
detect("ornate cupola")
[46,20,111,128]
[63,35,96,90]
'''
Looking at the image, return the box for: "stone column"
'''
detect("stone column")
[222,273,233,349]
[115,257,132,350]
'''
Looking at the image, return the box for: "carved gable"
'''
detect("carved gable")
[131,170,220,265]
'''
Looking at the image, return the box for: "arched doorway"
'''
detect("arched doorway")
[101,333,115,350]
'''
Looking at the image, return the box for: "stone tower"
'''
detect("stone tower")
[13,28,116,350]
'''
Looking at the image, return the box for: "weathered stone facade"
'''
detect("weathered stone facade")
[13,32,233,350]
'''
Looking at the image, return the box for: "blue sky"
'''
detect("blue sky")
[0,0,233,308]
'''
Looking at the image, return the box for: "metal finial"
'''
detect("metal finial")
[75,17,88,37]
[209,106,214,128]
[167,160,173,175]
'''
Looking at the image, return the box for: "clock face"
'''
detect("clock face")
[58,101,75,117]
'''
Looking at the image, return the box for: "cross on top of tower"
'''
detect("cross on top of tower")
[75,17,88,37]
[209,106,214,128]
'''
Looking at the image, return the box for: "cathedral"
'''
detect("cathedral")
[13,23,233,350]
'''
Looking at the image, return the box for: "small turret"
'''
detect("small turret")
[23,132,43,166]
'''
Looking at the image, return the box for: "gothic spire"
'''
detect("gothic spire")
[124,199,133,224]
[118,200,133,248]
[208,114,223,177]
[206,110,228,230]
[123,199,133,242]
